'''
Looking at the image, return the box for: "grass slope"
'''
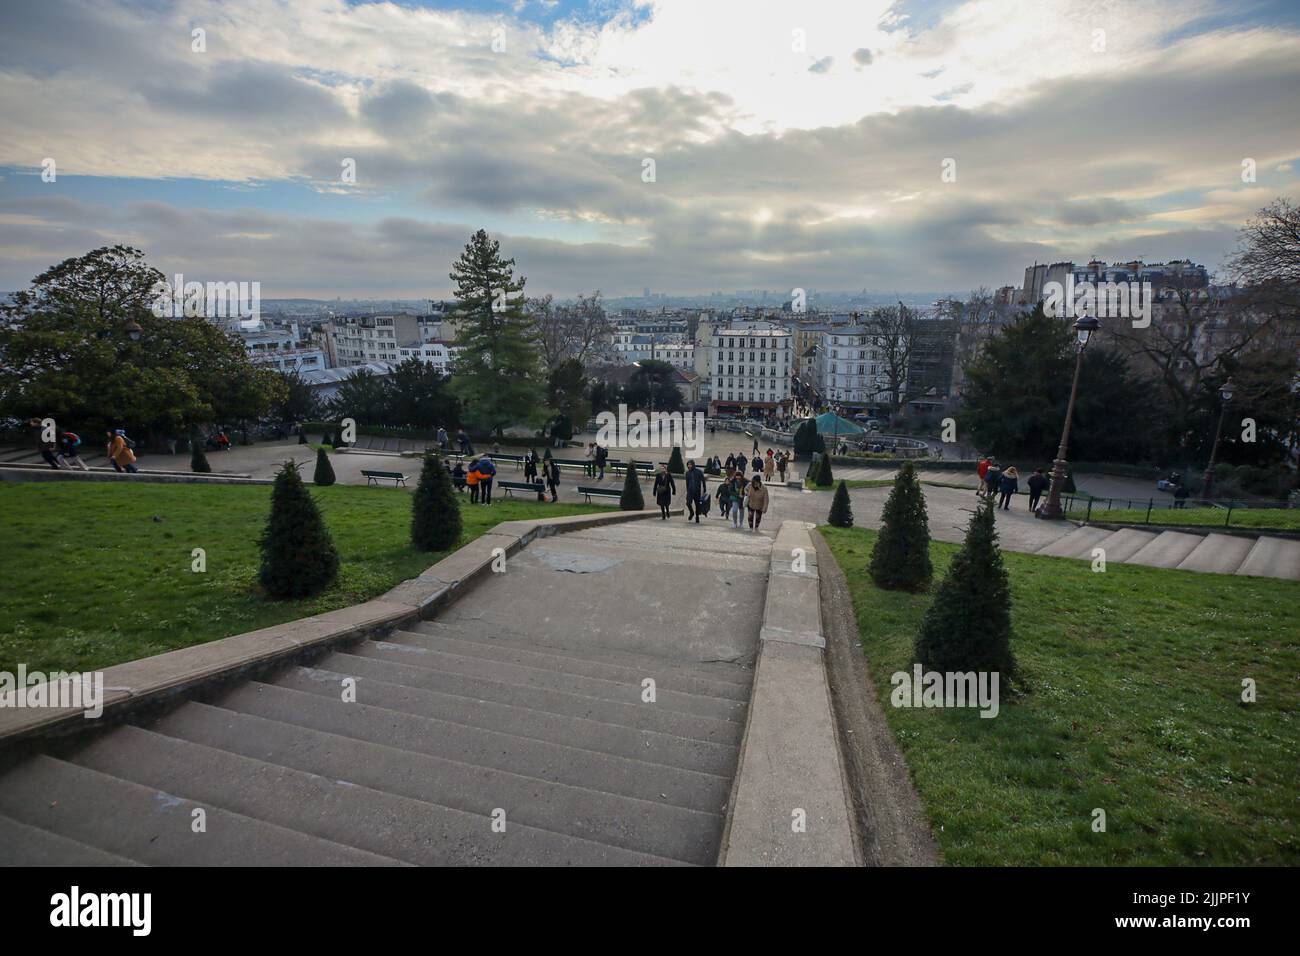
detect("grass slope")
[822,525,1299,866]
[1066,505,1300,532]
[0,482,603,674]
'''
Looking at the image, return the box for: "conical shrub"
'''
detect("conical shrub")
[191,445,211,474]
[258,461,339,598]
[313,446,336,486]
[815,452,834,487]
[869,461,932,591]
[667,446,685,475]
[619,464,645,510]
[411,453,462,551]
[827,480,853,527]
[914,497,1016,675]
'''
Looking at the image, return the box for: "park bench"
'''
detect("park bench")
[499,479,546,500]
[361,469,408,487]
[577,485,622,503]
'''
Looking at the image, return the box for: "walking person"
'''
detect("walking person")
[763,450,775,481]
[437,425,448,451]
[1027,468,1048,512]
[106,429,139,473]
[725,453,736,473]
[653,463,676,520]
[523,449,538,483]
[751,453,762,475]
[457,429,471,456]
[585,442,596,478]
[718,471,732,520]
[684,459,706,524]
[57,429,89,470]
[595,443,607,481]
[728,473,746,529]
[746,475,769,532]
[477,455,497,504]
[546,457,561,502]
[31,419,59,469]
[977,455,991,497]
[983,460,1001,501]
[776,451,788,483]
[998,466,1019,510]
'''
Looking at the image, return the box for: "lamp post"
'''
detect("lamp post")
[1202,377,1235,502]
[1039,314,1100,520]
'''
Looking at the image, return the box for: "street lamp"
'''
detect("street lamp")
[1202,377,1235,502]
[1039,313,1100,520]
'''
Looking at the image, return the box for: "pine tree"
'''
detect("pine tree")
[313,446,336,486]
[828,480,853,527]
[914,497,1016,675]
[667,446,685,475]
[447,229,547,439]
[793,419,818,459]
[258,461,339,598]
[619,464,645,510]
[816,452,834,487]
[411,453,462,552]
[191,445,211,473]
[869,461,932,591]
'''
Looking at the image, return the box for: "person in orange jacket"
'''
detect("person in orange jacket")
[106,429,138,473]
[465,459,482,504]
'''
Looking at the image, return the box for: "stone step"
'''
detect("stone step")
[1035,524,1113,558]
[362,635,747,721]
[1126,530,1205,569]
[1092,527,1158,563]
[1235,535,1300,581]
[0,813,142,866]
[0,754,402,866]
[1176,533,1256,574]
[316,650,747,746]
[68,724,685,866]
[409,619,753,687]
[273,665,739,776]
[217,680,731,813]
[152,701,722,864]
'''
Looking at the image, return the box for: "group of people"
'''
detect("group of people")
[524,450,563,501]
[651,459,771,532]
[977,456,1049,512]
[30,419,138,473]
[451,455,497,503]
[583,442,610,480]
[721,447,789,484]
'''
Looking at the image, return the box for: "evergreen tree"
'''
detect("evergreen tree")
[914,498,1016,675]
[258,461,339,598]
[793,419,818,459]
[815,452,834,486]
[332,425,344,449]
[869,461,932,591]
[828,480,853,527]
[667,446,685,474]
[411,453,462,552]
[191,444,211,473]
[313,446,336,486]
[447,229,547,439]
[619,464,645,510]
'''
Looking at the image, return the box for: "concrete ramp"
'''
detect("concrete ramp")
[1177,533,1256,574]
[1126,531,1205,569]
[1236,536,1300,580]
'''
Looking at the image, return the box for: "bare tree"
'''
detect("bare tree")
[1227,197,1300,290]
[864,303,918,412]
[530,291,611,368]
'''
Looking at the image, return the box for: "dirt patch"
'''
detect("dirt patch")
[814,529,941,866]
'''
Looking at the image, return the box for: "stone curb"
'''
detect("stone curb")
[718,519,860,867]
[0,465,265,485]
[0,507,666,747]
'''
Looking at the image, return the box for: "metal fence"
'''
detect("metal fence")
[1062,495,1293,529]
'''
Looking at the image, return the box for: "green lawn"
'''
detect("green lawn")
[821,526,1299,866]
[0,482,603,674]
[1066,505,1300,532]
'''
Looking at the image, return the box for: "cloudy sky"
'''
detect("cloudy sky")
[2,0,1298,297]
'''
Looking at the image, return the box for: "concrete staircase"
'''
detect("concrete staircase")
[1032,524,1300,579]
[0,519,769,866]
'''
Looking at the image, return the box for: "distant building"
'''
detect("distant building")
[708,327,793,416]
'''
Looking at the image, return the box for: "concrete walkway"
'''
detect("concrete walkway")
[3,513,859,865]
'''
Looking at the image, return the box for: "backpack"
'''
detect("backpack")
[124,435,137,450]
[64,432,81,448]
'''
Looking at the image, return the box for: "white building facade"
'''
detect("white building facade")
[708,327,793,414]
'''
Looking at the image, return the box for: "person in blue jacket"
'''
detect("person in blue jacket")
[998,466,1019,510]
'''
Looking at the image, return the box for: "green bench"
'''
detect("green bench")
[361,469,408,487]
[577,485,622,503]
[499,479,546,500]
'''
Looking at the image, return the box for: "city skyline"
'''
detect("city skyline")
[2,0,1299,297]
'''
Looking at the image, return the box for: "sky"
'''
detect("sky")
[1,0,1298,298]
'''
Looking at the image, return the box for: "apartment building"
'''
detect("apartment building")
[708,327,793,415]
